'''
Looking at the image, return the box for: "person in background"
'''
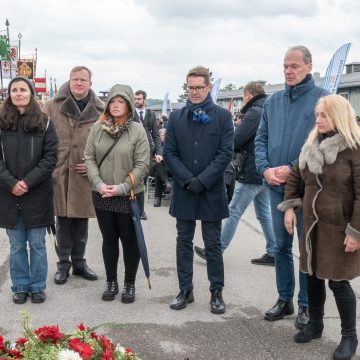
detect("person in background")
[44,66,104,285]
[149,128,172,207]
[279,95,360,360]
[134,89,162,220]
[85,84,149,303]
[195,81,276,266]
[255,45,329,329]
[0,76,58,304]
[163,65,234,314]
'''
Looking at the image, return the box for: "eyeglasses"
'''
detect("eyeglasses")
[187,86,207,92]
[70,78,90,83]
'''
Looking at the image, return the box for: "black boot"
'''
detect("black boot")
[294,321,323,343]
[329,280,358,360]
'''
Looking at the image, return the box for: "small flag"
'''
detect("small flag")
[54,79,58,95]
[162,92,169,116]
[211,78,222,103]
[228,98,233,112]
[0,35,10,60]
[323,43,351,94]
[35,77,46,93]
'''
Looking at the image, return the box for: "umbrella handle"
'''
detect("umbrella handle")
[128,172,136,200]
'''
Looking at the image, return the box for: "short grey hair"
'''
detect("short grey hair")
[287,45,312,64]
[243,81,265,97]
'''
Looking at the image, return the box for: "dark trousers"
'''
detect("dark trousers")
[308,274,357,337]
[95,209,140,284]
[55,217,88,270]
[176,219,224,292]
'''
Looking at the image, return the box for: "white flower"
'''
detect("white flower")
[115,344,125,353]
[58,349,83,360]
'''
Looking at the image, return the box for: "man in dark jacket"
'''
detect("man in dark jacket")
[134,90,162,220]
[255,45,329,329]
[163,66,234,314]
[194,81,276,265]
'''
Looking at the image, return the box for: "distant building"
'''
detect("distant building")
[217,62,360,116]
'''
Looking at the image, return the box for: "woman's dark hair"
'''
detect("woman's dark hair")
[0,83,47,132]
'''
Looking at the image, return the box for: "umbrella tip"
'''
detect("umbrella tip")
[147,278,152,289]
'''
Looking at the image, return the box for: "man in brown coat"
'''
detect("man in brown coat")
[44,66,104,284]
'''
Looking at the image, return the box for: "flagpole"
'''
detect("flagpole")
[0,59,3,101]
[5,19,12,79]
[34,47,37,79]
[17,32,21,63]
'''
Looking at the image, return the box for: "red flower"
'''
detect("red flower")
[34,325,63,344]
[9,348,22,358]
[91,332,99,341]
[77,323,86,331]
[125,346,134,355]
[100,335,113,350]
[16,337,28,346]
[101,348,115,360]
[69,338,93,359]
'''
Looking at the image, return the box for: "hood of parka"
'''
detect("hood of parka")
[105,84,135,118]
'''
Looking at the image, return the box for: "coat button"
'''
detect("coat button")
[194,141,198,145]
[194,160,198,164]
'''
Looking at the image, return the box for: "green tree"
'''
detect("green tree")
[221,83,237,91]
[178,69,214,102]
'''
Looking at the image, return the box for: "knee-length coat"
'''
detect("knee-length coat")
[278,133,360,280]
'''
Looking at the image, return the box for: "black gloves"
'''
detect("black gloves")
[186,177,206,194]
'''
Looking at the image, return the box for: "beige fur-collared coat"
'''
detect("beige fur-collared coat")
[278,133,360,280]
[44,83,104,218]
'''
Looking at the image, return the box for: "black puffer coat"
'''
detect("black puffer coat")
[0,113,58,229]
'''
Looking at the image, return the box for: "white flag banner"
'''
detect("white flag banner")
[1,46,17,79]
[162,92,169,116]
[211,78,222,103]
[323,43,351,94]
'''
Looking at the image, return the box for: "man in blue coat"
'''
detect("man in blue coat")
[255,45,328,329]
[163,66,234,314]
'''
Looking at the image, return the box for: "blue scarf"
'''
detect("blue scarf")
[186,93,214,123]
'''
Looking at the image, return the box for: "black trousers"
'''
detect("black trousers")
[176,219,224,292]
[308,274,357,337]
[95,209,140,284]
[55,217,88,270]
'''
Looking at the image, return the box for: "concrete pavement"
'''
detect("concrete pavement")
[0,197,359,360]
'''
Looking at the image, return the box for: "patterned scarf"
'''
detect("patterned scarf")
[100,114,132,139]
[186,93,214,124]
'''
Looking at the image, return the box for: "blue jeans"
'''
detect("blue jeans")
[176,219,224,292]
[6,214,48,293]
[269,188,308,307]
[221,182,276,256]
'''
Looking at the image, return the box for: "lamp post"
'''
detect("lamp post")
[5,19,11,79]
[18,32,22,63]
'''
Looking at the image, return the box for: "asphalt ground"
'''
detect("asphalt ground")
[0,196,360,360]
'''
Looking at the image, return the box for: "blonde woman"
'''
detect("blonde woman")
[278,94,360,360]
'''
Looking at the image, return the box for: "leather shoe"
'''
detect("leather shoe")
[31,291,46,303]
[333,336,358,360]
[72,265,98,281]
[54,269,69,284]
[170,290,194,310]
[295,305,309,329]
[210,289,226,314]
[264,299,294,321]
[154,197,161,207]
[140,210,147,220]
[13,292,28,304]
[194,246,206,261]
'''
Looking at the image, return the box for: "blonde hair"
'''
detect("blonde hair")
[306,94,360,148]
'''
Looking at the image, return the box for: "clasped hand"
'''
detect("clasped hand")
[98,183,126,198]
[263,165,290,186]
[12,180,29,196]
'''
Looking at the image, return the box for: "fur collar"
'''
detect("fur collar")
[54,82,104,123]
[299,133,348,174]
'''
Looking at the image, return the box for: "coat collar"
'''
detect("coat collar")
[54,82,104,123]
[299,133,348,174]
[284,76,315,101]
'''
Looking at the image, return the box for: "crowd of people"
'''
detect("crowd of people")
[0,44,360,360]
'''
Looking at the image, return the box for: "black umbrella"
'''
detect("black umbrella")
[129,173,151,289]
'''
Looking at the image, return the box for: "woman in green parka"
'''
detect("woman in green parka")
[84,84,149,303]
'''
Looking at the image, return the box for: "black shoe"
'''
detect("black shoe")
[31,291,46,303]
[333,336,358,360]
[251,254,275,266]
[170,290,194,310]
[294,321,323,343]
[164,181,172,194]
[54,269,69,284]
[102,281,119,301]
[295,306,309,329]
[264,299,294,321]
[194,246,206,261]
[121,283,135,303]
[13,292,28,304]
[210,289,226,314]
[154,197,161,207]
[72,265,98,281]
[140,210,147,220]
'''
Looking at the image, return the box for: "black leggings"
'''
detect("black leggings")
[95,209,140,284]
